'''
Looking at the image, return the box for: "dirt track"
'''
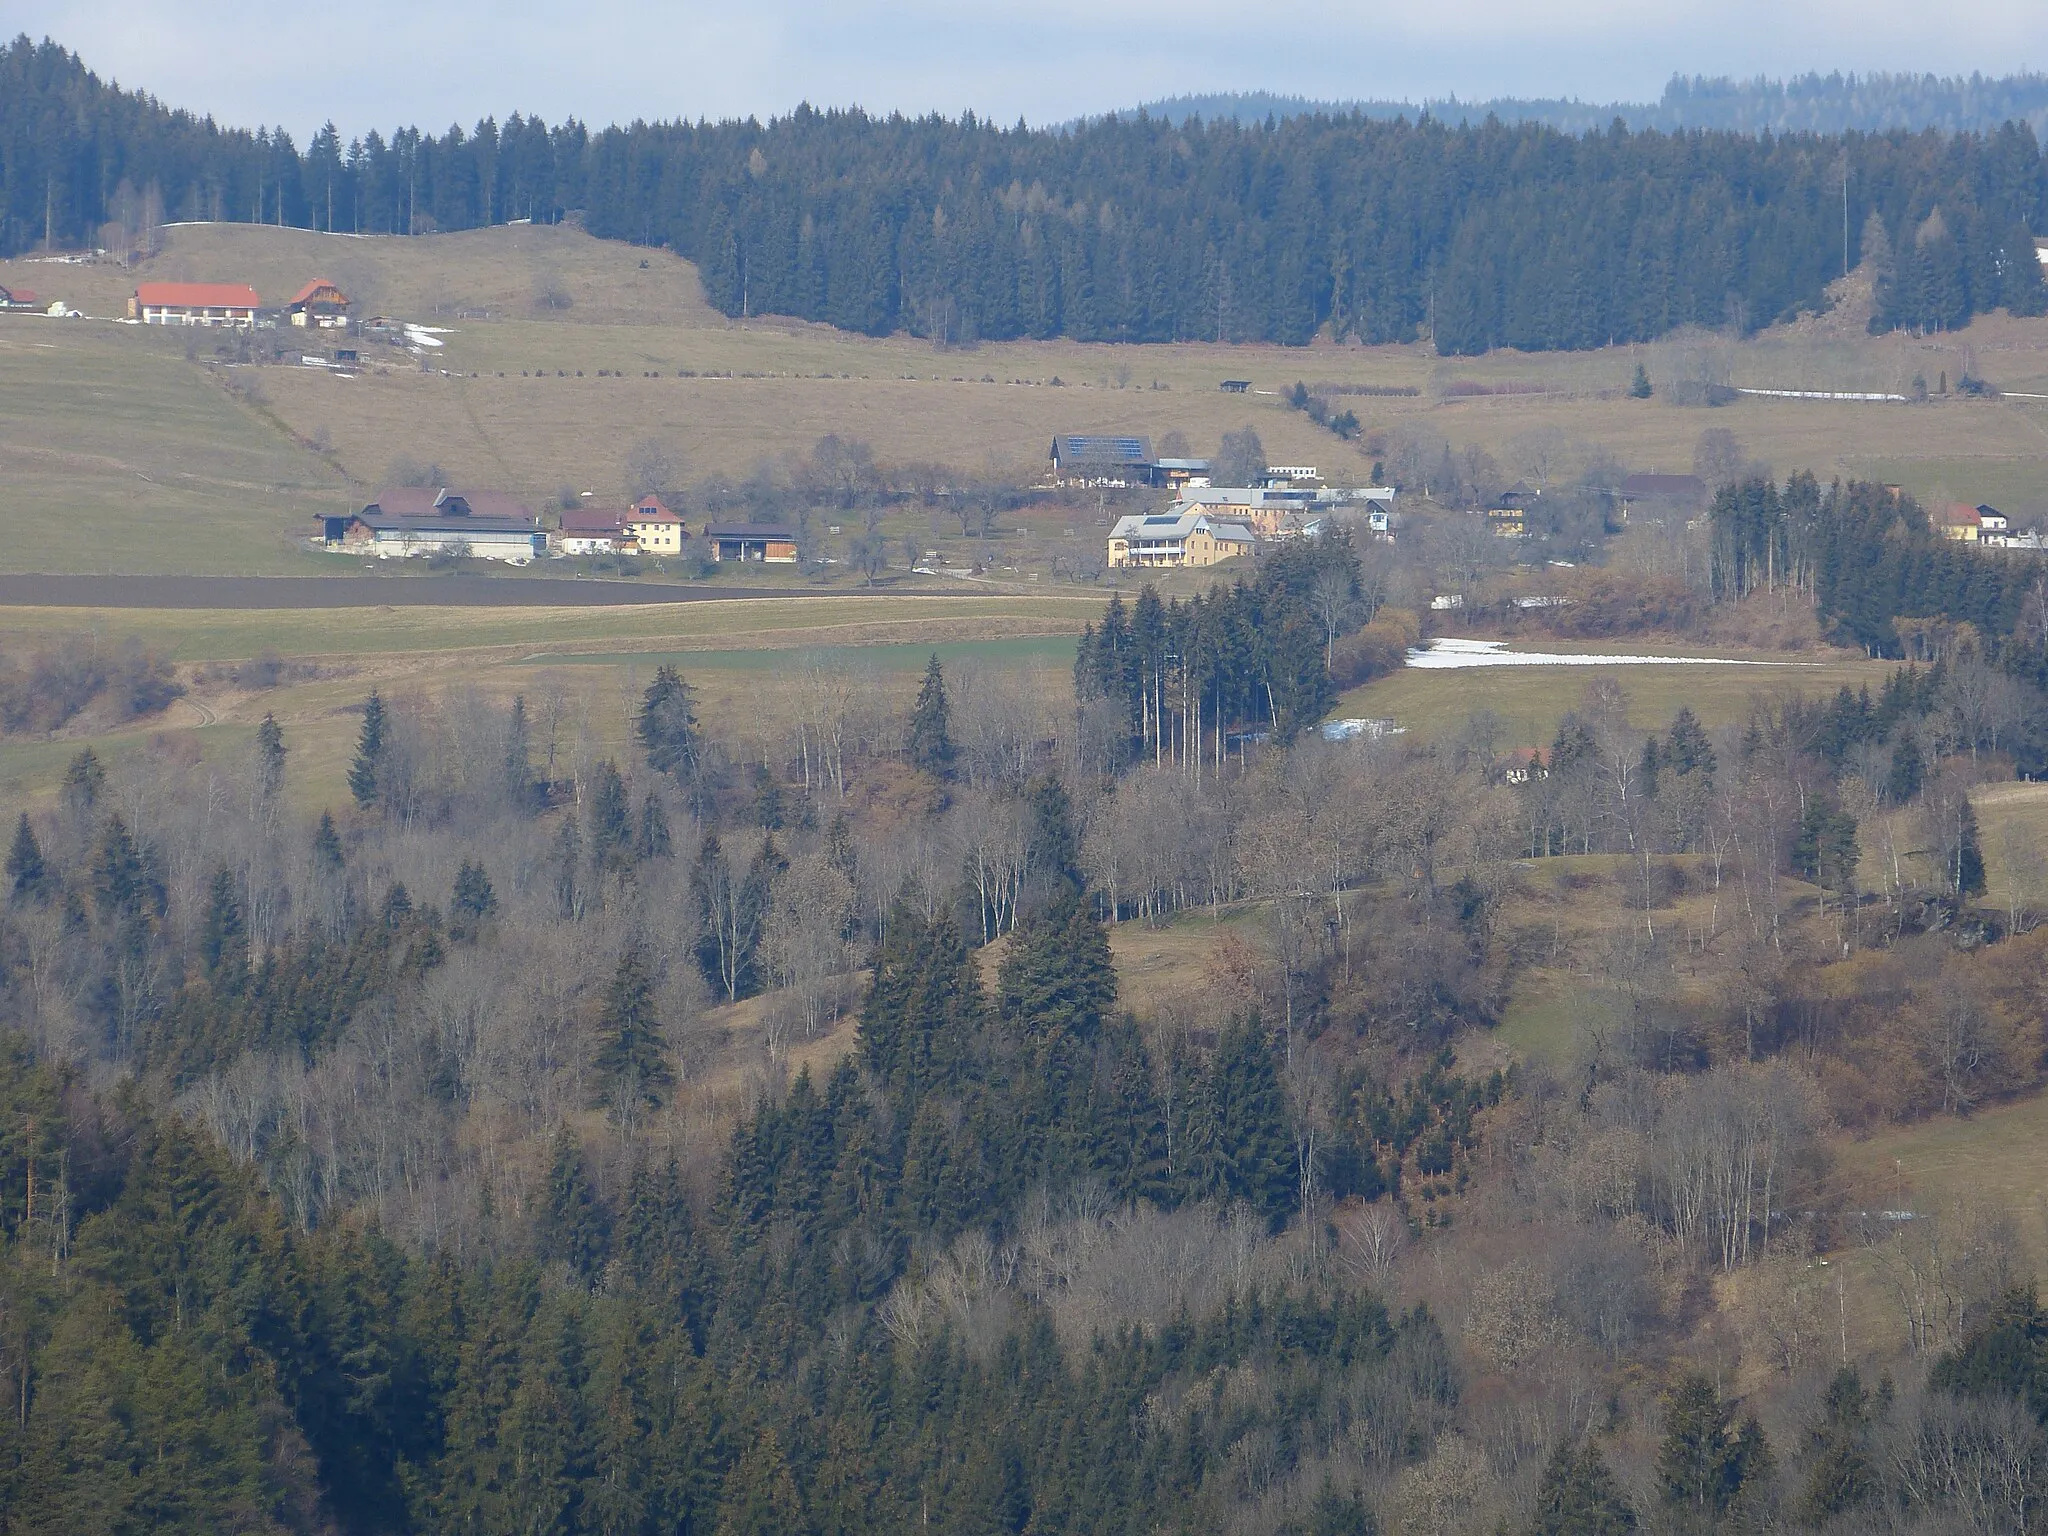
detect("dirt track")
[0,574,900,609]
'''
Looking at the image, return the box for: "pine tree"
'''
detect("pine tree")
[537,1128,611,1282]
[908,654,954,775]
[312,809,345,872]
[1658,1373,1765,1516]
[1796,1368,1873,1525]
[586,759,635,872]
[505,693,537,810]
[1629,362,1652,398]
[638,666,701,783]
[450,860,497,941]
[1532,1438,1637,1535]
[255,713,287,800]
[1886,729,1925,803]
[348,690,387,808]
[998,896,1117,1043]
[6,813,47,902]
[594,946,672,1128]
[1204,1016,1296,1225]
[199,865,245,978]
[88,814,151,921]
[61,747,105,815]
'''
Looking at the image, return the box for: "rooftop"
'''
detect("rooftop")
[135,281,263,309]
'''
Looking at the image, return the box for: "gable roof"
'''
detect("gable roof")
[362,488,535,522]
[1053,434,1152,466]
[288,278,347,307]
[135,281,263,309]
[628,495,682,522]
[559,506,628,535]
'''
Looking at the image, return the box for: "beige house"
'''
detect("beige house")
[625,496,687,555]
[130,281,262,326]
[1108,510,1255,568]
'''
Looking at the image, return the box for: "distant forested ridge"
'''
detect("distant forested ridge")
[1133,71,2048,138]
[5,36,2048,350]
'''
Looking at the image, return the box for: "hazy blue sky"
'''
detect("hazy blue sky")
[16,0,2048,139]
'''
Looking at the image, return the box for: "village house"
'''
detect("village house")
[129,281,262,327]
[320,488,543,563]
[704,523,798,563]
[554,506,629,556]
[286,278,350,328]
[0,283,39,310]
[1107,509,1256,568]
[624,495,687,555]
[1941,502,2012,543]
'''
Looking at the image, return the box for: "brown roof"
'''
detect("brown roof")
[135,281,262,309]
[1941,502,1985,526]
[560,506,627,534]
[288,278,347,307]
[629,495,681,523]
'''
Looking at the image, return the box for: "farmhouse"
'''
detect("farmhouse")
[130,282,262,327]
[320,488,543,563]
[1107,510,1255,568]
[286,278,350,328]
[624,495,687,555]
[555,506,629,556]
[1050,434,1152,487]
[0,284,38,310]
[704,524,798,563]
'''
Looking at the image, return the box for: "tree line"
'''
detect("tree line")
[9,36,2048,348]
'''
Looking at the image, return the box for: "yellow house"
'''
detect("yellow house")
[1108,510,1255,568]
[625,495,687,555]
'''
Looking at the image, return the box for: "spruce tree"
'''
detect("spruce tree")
[1795,1369,1873,1526]
[594,946,672,1128]
[348,690,387,808]
[6,813,47,902]
[1205,1016,1296,1226]
[1885,729,1924,803]
[312,809,345,872]
[637,666,701,783]
[1629,362,1652,398]
[998,895,1116,1043]
[1532,1438,1637,1535]
[255,713,287,800]
[537,1128,611,1282]
[1658,1373,1766,1516]
[450,860,497,941]
[61,747,105,815]
[505,693,537,810]
[586,760,635,872]
[907,654,954,775]
[199,865,245,979]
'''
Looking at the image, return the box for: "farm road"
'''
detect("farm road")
[0,575,912,609]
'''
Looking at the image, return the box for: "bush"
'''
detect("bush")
[1329,608,1419,689]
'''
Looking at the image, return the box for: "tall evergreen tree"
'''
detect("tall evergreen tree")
[450,860,497,941]
[594,946,672,1129]
[1532,1438,1637,1535]
[586,760,635,873]
[349,690,388,808]
[638,666,702,785]
[255,713,287,800]
[6,813,47,902]
[908,654,955,776]
[537,1128,612,1283]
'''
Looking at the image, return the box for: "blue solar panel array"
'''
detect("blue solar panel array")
[1058,435,1151,463]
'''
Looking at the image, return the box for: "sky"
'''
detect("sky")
[15,0,2048,140]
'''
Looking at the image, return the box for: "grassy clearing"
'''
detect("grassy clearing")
[1339,646,1894,748]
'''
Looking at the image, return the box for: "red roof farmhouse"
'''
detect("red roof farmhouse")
[286,278,350,328]
[130,282,263,327]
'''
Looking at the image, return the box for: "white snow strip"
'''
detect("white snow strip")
[1406,638,1815,670]
[1735,387,1907,403]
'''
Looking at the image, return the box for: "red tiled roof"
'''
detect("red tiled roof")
[288,278,346,306]
[135,282,262,309]
[1941,502,1984,526]
[629,495,681,522]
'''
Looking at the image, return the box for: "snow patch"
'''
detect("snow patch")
[1406,638,1813,670]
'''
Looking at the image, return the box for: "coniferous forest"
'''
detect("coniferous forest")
[6,36,2048,348]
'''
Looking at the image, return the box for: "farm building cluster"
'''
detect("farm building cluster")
[127,277,353,328]
[1060,433,1397,570]
[317,489,798,566]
